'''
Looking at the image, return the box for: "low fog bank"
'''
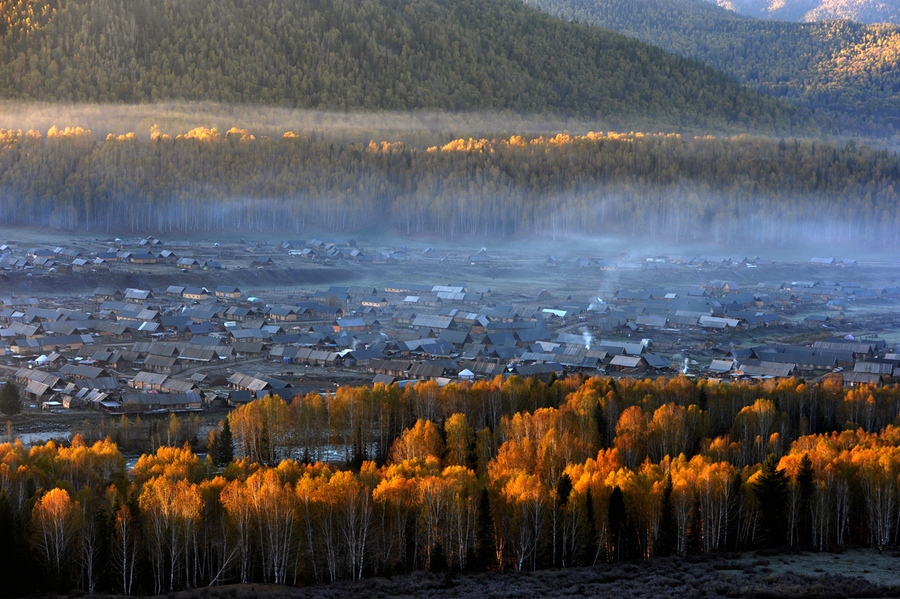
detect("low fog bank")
[389,229,900,272]
[461,230,900,266]
[25,189,893,253]
[3,188,898,258]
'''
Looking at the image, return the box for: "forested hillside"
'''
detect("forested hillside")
[0,0,798,130]
[8,376,900,594]
[522,0,900,130]
[2,127,898,245]
[707,0,900,24]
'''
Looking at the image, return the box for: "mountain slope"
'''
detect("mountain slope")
[0,0,803,130]
[522,0,900,129]
[708,0,900,25]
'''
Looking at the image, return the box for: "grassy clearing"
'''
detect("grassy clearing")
[120,548,900,599]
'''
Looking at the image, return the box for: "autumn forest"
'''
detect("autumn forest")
[5,375,900,594]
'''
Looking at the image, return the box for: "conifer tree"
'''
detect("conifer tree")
[753,454,789,547]
[608,486,628,561]
[0,490,27,596]
[554,473,573,567]
[0,379,21,416]
[212,418,235,466]
[796,453,816,547]
[473,489,496,571]
[657,474,676,557]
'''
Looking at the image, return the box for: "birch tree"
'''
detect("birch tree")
[31,488,80,585]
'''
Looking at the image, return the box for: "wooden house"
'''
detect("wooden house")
[215,286,241,300]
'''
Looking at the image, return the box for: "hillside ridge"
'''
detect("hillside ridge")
[521,0,900,131]
[0,0,802,130]
[707,0,900,24]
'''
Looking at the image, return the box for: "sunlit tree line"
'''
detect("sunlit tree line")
[1,127,897,244]
[7,376,900,592]
[227,376,900,468]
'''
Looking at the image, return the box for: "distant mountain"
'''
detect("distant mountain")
[522,0,900,129]
[706,0,900,25]
[0,0,803,131]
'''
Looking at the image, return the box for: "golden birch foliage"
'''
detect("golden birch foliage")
[417,474,449,565]
[56,436,126,491]
[220,478,256,582]
[851,446,900,547]
[647,403,691,462]
[615,406,648,470]
[444,412,474,467]
[488,437,538,481]
[500,472,549,570]
[138,475,203,592]
[441,465,479,569]
[689,456,736,553]
[390,419,444,463]
[668,455,697,555]
[619,461,665,558]
[31,487,80,577]
[244,394,291,463]
[245,469,297,584]
[131,444,203,485]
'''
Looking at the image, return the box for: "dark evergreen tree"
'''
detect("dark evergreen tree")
[259,424,271,465]
[593,402,608,449]
[349,426,367,470]
[656,473,676,556]
[556,473,573,507]
[608,486,627,561]
[0,379,22,416]
[430,542,446,573]
[753,454,789,547]
[473,489,497,571]
[212,418,235,466]
[0,490,28,596]
[796,452,816,547]
[687,502,704,554]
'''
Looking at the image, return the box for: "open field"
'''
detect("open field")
[102,548,900,599]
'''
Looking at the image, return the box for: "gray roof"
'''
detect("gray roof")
[854,361,894,375]
[709,359,734,373]
[412,315,455,329]
[610,355,643,368]
[643,354,672,368]
[842,372,885,385]
[736,361,796,377]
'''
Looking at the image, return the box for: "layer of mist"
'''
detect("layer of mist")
[0,101,632,145]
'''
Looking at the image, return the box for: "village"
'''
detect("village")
[1,234,899,423]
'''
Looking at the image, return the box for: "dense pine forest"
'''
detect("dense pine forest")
[1,127,898,245]
[522,0,900,131]
[6,375,900,594]
[0,0,800,130]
